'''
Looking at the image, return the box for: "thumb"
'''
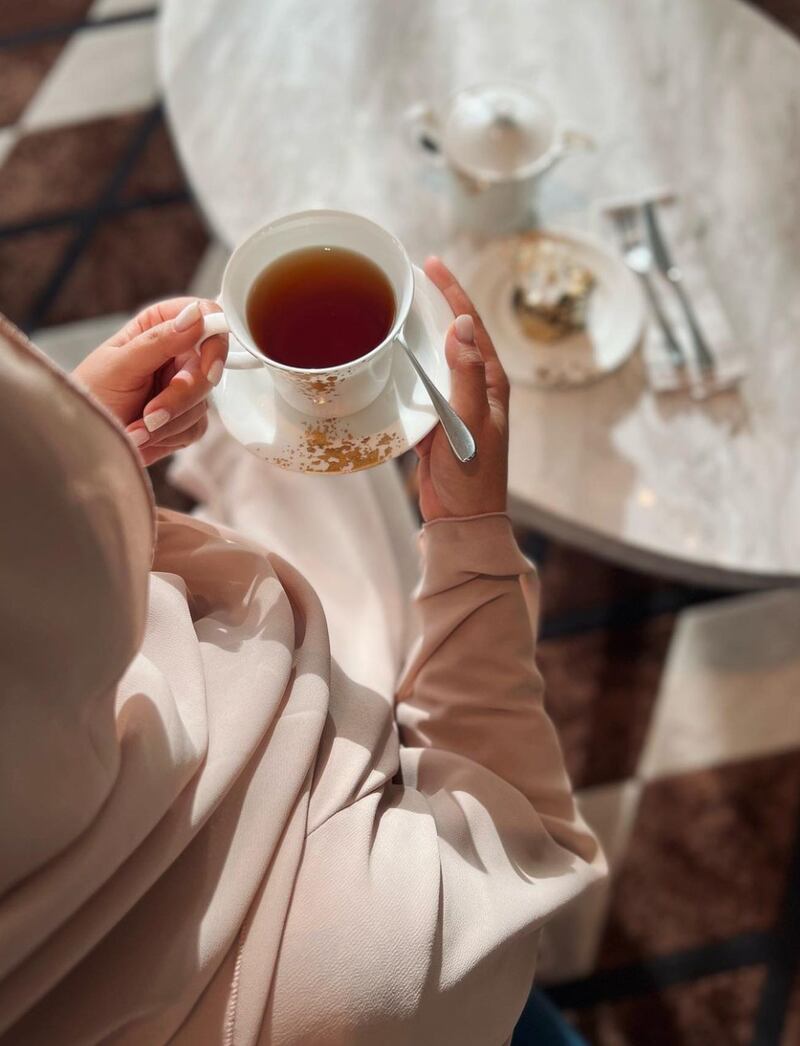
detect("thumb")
[444,313,488,430]
[117,300,206,379]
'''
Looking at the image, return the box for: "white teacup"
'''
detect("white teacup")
[200,210,415,419]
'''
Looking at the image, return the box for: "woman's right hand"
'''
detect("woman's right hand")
[72,297,227,466]
[415,257,510,522]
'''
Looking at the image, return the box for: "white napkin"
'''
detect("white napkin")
[595,191,747,398]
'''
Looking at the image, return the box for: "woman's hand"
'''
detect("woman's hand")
[72,297,228,466]
[415,257,509,522]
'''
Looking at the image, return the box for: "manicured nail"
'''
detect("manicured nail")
[130,428,149,448]
[207,359,224,386]
[173,367,194,386]
[455,314,474,344]
[144,408,170,432]
[174,300,201,332]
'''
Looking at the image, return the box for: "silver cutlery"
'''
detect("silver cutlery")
[613,208,687,369]
[397,332,476,462]
[642,201,716,372]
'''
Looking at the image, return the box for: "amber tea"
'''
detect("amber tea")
[245,246,396,370]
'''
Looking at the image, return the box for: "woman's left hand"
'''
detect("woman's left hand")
[72,297,228,466]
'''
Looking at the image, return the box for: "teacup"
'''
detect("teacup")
[200,210,415,418]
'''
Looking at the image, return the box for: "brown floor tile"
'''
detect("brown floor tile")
[537,615,673,789]
[782,968,800,1046]
[0,41,65,128]
[538,542,677,620]
[0,0,92,36]
[568,965,765,1046]
[119,115,188,201]
[750,0,800,39]
[0,225,76,326]
[599,749,800,966]
[0,113,141,224]
[43,202,209,325]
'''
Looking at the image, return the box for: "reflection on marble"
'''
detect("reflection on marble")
[161,0,800,583]
[639,590,800,780]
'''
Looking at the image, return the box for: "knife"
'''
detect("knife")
[642,202,716,372]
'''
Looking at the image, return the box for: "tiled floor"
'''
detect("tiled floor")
[536,614,674,789]
[572,967,767,1046]
[1,3,799,1043]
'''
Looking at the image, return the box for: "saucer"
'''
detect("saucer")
[212,265,453,473]
[463,229,645,389]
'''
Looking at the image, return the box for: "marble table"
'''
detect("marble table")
[160,0,800,588]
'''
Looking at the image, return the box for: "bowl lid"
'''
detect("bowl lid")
[442,83,557,182]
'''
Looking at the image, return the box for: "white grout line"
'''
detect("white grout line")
[0,126,19,167]
[89,0,161,19]
[20,19,158,133]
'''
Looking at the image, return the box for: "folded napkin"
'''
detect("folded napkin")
[595,190,747,398]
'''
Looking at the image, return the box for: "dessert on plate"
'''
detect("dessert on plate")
[511,234,595,341]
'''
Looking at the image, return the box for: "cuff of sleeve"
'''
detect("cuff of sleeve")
[418,512,534,594]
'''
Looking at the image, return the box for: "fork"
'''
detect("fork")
[613,207,687,369]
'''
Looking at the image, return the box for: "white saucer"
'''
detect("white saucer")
[463,229,646,389]
[213,265,453,473]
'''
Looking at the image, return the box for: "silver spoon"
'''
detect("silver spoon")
[396,332,476,462]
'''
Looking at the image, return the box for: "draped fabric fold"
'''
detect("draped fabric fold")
[0,317,603,1045]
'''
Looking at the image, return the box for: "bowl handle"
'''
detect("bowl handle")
[540,127,595,176]
[401,102,447,166]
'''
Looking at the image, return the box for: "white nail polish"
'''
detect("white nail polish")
[207,359,224,386]
[144,408,171,432]
[455,314,474,343]
[173,368,194,386]
[130,429,149,448]
[174,300,201,332]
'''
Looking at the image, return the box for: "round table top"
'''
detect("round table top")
[160,0,800,587]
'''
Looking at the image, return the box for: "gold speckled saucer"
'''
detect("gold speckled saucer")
[212,266,452,473]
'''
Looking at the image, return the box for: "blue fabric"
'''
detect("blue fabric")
[511,990,588,1045]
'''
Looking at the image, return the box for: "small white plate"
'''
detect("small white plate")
[463,229,646,389]
[212,265,452,473]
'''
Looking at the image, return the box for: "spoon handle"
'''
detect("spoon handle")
[398,334,476,463]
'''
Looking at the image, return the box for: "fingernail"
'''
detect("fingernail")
[174,300,201,332]
[144,408,170,432]
[173,367,194,386]
[207,359,224,386]
[455,314,474,344]
[130,428,149,448]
